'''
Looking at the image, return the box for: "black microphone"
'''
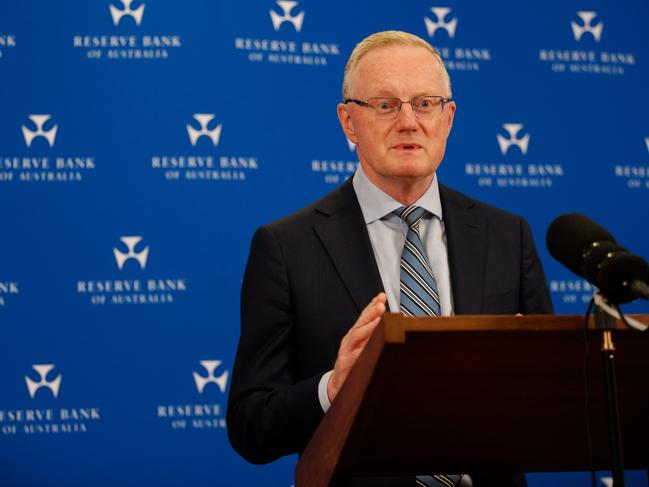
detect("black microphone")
[546,213,649,304]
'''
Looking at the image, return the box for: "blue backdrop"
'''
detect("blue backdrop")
[1,1,648,486]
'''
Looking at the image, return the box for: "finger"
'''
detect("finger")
[329,307,384,402]
[357,303,386,331]
[346,312,382,345]
[346,304,385,346]
[333,322,379,382]
[344,315,382,350]
[354,295,387,329]
[335,320,381,385]
[359,292,386,318]
[339,316,378,353]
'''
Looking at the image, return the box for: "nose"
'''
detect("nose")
[394,101,419,131]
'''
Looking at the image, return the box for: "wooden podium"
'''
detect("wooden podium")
[295,314,649,486]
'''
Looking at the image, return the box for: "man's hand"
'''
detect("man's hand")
[327,292,387,403]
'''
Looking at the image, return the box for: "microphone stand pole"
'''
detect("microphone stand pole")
[594,305,625,486]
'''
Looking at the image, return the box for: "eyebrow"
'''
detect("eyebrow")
[364,91,436,98]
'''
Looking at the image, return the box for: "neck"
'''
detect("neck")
[361,166,434,206]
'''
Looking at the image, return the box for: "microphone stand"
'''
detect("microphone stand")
[593,299,625,486]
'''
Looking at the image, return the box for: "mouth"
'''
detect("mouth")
[393,143,422,151]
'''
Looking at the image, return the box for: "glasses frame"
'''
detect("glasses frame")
[343,96,452,118]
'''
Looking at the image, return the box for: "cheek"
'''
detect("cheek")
[426,123,450,145]
[359,128,386,149]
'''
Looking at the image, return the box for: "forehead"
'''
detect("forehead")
[352,45,446,96]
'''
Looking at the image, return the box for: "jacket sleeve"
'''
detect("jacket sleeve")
[226,225,325,464]
[518,217,554,314]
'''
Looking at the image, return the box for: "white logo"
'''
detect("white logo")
[497,123,530,155]
[269,1,305,32]
[600,478,613,487]
[193,360,229,394]
[109,0,145,26]
[25,364,62,399]
[346,138,356,152]
[21,114,58,148]
[571,11,603,42]
[424,7,458,38]
[186,114,222,146]
[644,136,649,154]
[113,236,149,270]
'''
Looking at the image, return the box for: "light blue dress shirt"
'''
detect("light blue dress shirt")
[352,165,454,317]
[316,168,472,486]
[318,165,454,412]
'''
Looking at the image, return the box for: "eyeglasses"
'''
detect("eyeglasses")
[344,96,451,119]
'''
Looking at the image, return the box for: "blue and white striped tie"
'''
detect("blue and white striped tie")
[416,474,463,486]
[395,206,460,487]
[394,205,441,318]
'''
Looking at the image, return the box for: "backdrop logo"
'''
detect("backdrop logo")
[156,358,230,432]
[73,3,181,60]
[422,6,491,72]
[234,2,339,67]
[424,7,458,38]
[109,0,145,26]
[465,122,564,189]
[269,1,305,32]
[186,114,222,147]
[613,137,649,190]
[0,34,17,60]
[1,116,95,183]
[193,360,229,394]
[21,115,58,148]
[76,237,188,306]
[550,278,594,304]
[571,11,603,42]
[151,113,259,183]
[0,365,101,436]
[25,364,62,399]
[311,134,359,185]
[113,236,149,270]
[496,123,530,155]
[539,12,635,75]
[0,281,19,306]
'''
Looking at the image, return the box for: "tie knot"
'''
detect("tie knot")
[394,205,427,229]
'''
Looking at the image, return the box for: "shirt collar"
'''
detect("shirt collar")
[352,164,443,224]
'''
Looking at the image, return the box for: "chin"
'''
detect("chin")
[393,161,435,179]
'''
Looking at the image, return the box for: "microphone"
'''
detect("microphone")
[546,213,649,304]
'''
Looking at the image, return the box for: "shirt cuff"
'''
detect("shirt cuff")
[317,370,333,413]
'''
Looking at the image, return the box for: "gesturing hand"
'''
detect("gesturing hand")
[327,292,387,403]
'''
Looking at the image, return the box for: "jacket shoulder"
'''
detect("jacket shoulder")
[262,179,357,234]
[440,183,524,224]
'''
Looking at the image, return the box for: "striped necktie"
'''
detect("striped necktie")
[416,475,463,486]
[394,205,441,317]
[395,206,460,487]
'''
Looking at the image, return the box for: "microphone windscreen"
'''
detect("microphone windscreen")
[546,213,616,277]
[581,241,627,283]
[598,253,649,304]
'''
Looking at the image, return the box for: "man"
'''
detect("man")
[227,31,552,486]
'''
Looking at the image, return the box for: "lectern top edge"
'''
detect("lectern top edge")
[381,313,646,343]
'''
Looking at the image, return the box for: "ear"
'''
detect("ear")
[444,101,456,136]
[337,103,358,144]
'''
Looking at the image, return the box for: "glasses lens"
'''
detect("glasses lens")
[368,98,400,116]
[412,96,442,115]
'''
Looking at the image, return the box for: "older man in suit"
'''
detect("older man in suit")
[227,30,552,486]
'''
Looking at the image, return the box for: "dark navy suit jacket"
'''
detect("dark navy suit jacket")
[227,178,552,486]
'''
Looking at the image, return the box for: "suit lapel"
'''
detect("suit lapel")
[440,184,486,314]
[312,179,385,313]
